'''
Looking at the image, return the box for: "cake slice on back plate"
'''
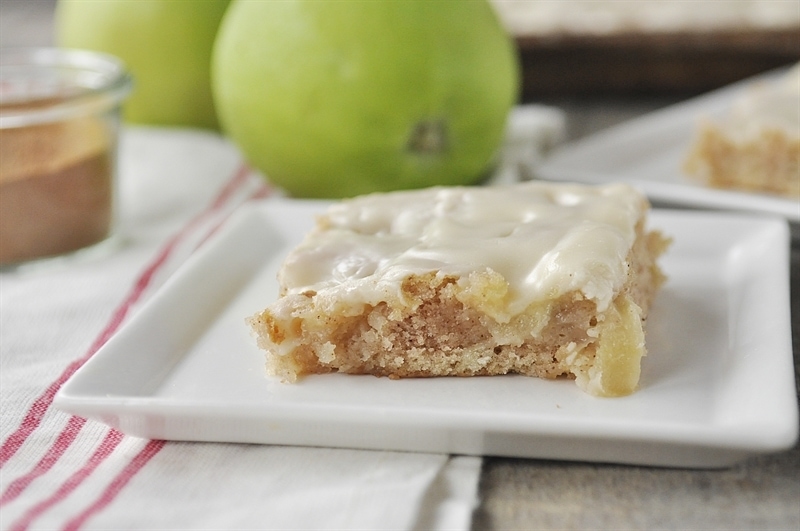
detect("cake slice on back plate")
[248,181,670,397]
[684,63,800,198]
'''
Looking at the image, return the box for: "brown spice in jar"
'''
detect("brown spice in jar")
[0,112,114,266]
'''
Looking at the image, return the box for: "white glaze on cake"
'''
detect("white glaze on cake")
[279,182,645,320]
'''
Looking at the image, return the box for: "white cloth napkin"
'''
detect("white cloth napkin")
[0,106,564,530]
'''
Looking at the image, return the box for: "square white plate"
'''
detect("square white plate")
[535,67,800,224]
[55,200,798,468]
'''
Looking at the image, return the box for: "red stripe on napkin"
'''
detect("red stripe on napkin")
[193,179,274,251]
[61,439,167,531]
[0,416,86,505]
[0,164,253,469]
[48,183,275,530]
[7,429,124,531]
[0,365,85,469]
[1,164,256,529]
[5,167,270,529]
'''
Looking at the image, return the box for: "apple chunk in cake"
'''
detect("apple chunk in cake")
[247,182,669,397]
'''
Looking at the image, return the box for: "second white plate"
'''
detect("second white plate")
[536,67,800,223]
[55,200,798,469]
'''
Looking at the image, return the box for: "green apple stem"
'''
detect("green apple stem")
[407,119,448,155]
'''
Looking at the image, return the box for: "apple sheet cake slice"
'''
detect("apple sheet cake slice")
[684,63,800,198]
[247,181,669,397]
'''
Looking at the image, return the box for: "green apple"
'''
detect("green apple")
[212,0,519,198]
[56,0,231,129]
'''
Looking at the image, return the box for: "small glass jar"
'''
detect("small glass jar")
[0,48,132,269]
